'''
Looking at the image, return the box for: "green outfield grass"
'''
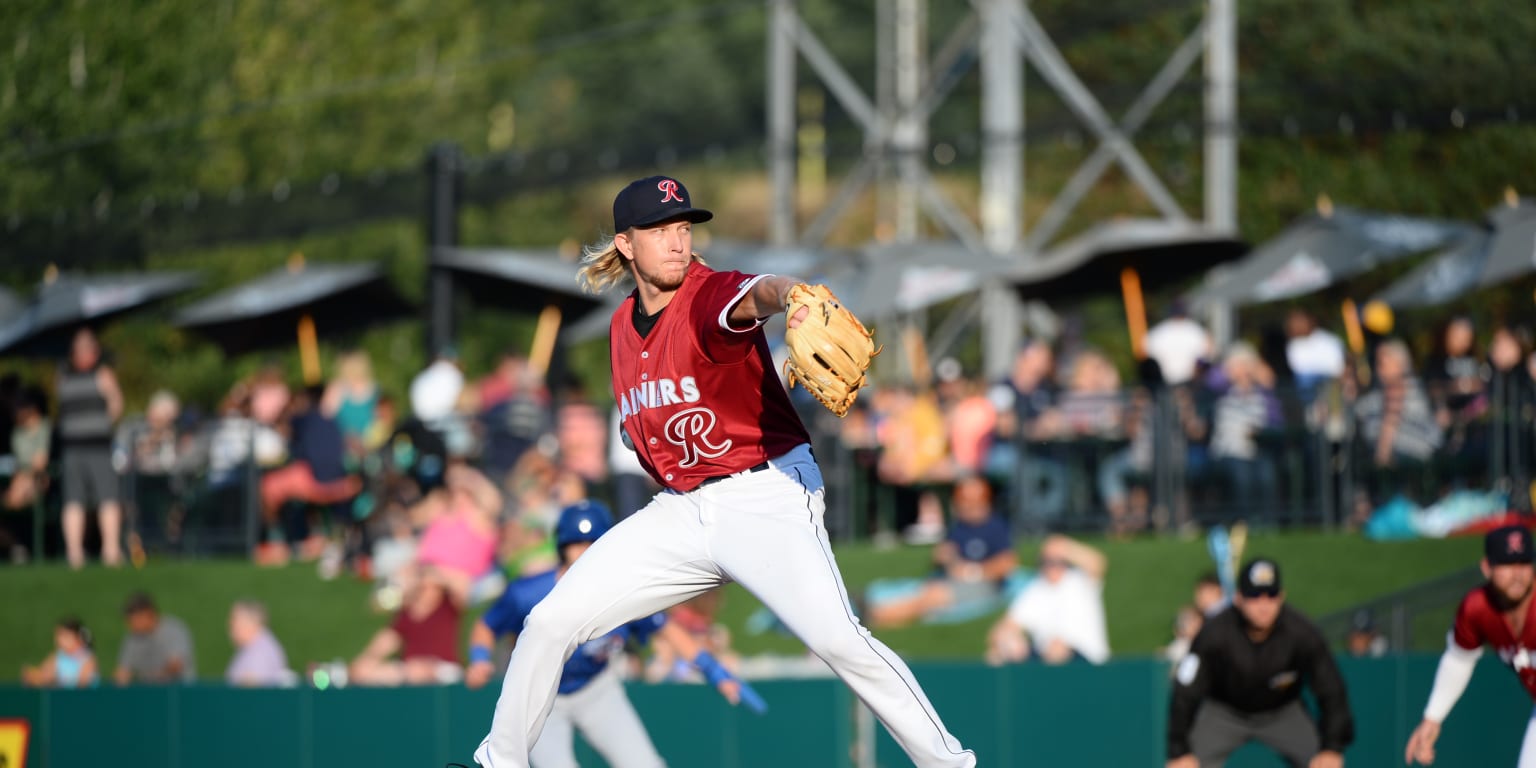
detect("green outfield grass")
[0,530,1481,681]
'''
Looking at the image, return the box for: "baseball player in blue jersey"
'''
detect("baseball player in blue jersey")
[466,500,763,768]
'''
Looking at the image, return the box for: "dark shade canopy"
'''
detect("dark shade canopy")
[175,261,411,354]
[1477,201,1536,287]
[702,239,1009,318]
[1011,219,1247,302]
[560,239,1002,344]
[1189,206,1475,307]
[850,240,1015,317]
[0,270,200,356]
[431,248,607,323]
[1371,199,1536,308]
[561,240,854,345]
[1372,233,1491,309]
[563,295,627,345]
[695,238,851,278]
[0,285,21,322]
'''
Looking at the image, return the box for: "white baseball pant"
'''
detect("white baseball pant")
[1520,703,1536,768]
[475,444,974,768]
[529,665,665,768]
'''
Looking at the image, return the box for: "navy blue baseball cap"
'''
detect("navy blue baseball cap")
[612,175,713,232]
[1486,525,1534,566]
[554,500,614,553]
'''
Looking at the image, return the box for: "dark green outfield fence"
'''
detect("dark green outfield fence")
[0,656,1526,767]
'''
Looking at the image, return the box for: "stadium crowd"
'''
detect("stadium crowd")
[3,306,1532,689]
[6,311,1536,561]
[841,307,1536,542]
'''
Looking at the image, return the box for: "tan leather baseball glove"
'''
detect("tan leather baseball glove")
[782,283,879,417]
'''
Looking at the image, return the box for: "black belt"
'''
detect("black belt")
[698,461,770,488]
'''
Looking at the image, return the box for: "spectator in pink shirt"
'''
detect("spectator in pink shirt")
[411,463,501,606]
[943,375,999,475]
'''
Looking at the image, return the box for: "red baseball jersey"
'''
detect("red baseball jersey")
[1450,584,1536,699]
[609,262,811,492]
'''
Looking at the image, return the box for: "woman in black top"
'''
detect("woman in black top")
[1487,327,1536,510]
[56,327,124,569]
[1425,316,1488,468]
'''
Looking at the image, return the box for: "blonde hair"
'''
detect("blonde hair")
[577,236,629,295]
[575,231,708,295]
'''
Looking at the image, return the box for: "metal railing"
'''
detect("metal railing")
[25,375,1534,560]
[117,417,263,557]
[814,379,1534,541]
[1314,566,1483,653]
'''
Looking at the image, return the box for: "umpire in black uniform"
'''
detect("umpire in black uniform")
[1167,558,1354,768]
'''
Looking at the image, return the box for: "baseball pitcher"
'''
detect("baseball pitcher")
[472,175,974,768]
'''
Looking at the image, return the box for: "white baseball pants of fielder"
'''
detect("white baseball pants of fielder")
[529,665,665,768]
[1520,703,1536,768]
[475,444,975,768]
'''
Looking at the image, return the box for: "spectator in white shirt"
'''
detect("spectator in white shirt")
[1144,304,1212,387]
[985,535,1109,665]
[410,349,465,424]
[409,348,473,457]
[1284,309,1346,401]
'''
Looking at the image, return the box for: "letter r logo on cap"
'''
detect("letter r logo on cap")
[658,179,684,203]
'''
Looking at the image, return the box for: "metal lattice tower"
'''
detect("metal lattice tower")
[766,0,1238,377]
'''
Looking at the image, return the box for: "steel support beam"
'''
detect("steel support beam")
[891,0,926,242]
[1024,21,1207,253]
[790,15,879,133]
[801,154,877,247]
[1205,0,1238,234]
[766,0,1234,373]
[768,0,798,246]
[1011,7,1189,223]
[978,0,1024,379]
[425,142,460,355]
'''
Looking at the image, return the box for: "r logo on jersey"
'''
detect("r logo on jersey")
[664,407,732,467]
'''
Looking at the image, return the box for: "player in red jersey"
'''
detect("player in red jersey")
[472,176,974,768]
[1406,524,1536,766]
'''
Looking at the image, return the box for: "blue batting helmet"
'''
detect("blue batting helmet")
[554,500,614,554]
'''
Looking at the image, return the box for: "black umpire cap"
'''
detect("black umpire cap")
[612,176,713,232]
[1238,558,1283,598]
[1486,525,1535,566]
